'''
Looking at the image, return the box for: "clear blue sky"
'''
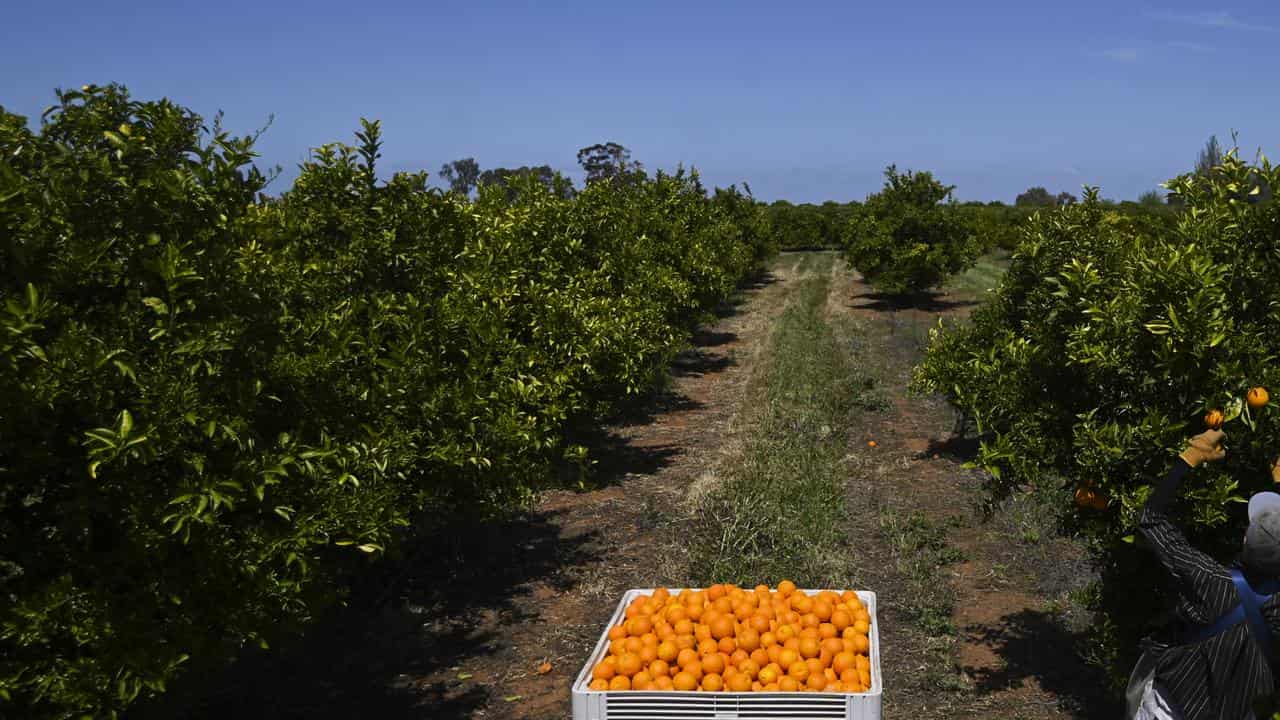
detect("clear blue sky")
[3,1,1277,203]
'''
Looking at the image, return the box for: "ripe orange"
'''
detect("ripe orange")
[730,648,749,666]
[609,675,631,691]
[654,675,674,690]
[702,673,724,692]
[727,672,752,691]
[778,648,800,668]
[791,594,813,614]
[608,625,627,641]
[737,628,761,652]
[806,673,828,691]
[707,584,726,601]
[813,601,833,622]
[593,661,616,681]
[868,440,877,447]
[589,678,609,691]
[702,653,726,675]
[750,648,770,667]
[1205,408,1225,430]
[787,661,809,682]
[649,659,670,678]
[632,671,654,690]
[618,653,643,677]
[1249,387,1270,409]
[639,644,658,664]
[818,623,837,640]
[718,637,737,654]
[798,637,820,659]
[657,640,678,662]
[851,633,870,654]
[831,609,851,631]
[777,580,797,597]
[833,651,855,675]
[822,637,844,656]
[750,615,771,634]
[673,671,698,691]
[677,648,699,668]
[710,615,735,640]
[739,658,761,679]
[778,676,799,692]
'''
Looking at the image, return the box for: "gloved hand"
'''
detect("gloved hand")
[1181,429,1226,468]
[1271,457,1280,485]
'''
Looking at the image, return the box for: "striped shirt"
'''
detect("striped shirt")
[1138,458,1280,720]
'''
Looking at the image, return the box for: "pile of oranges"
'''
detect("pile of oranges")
[587,582,874,693]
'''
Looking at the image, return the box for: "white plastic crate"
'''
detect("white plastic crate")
[572,588,882,720]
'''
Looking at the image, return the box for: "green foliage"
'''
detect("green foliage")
[0,85,772,717]
[841,166,981,295]
[767,201,857,250]
[913,150,1280,684]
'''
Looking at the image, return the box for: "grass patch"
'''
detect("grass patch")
[878,509,964,636]
[944,249,1011,297]
[688,259,876,587]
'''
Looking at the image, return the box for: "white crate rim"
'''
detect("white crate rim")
[572,587,882,706]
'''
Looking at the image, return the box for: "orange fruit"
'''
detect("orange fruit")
[718,637,736,654]
[833,651,855,674]
[739,658,761,677]
[687,603,705,622]
[806,673,828,691]
[801,614,820,629]
[791,594,813,614]
[666,605,687,624]
[737,628,761,652]
[852,634,870,654]
[868,440,877,447]
[673,671,698,691]
[734,604,753,622]
[750,648,770,667]
[853,619,870,635]
[758,664,780,685]
[1205,408,1225,430]
[677,648,699,667]
[698,638,719,656]
[818,623,837,640]
[657,640,678,662]
[654,675,674,690]
[730,648,749,666]
[713,597,733,614]
[649,659,670,678]
[710,615,735,640]
[787,661,809,682]
[618,653,643,677]
[749,613,771,633]
[702,653,726,675]
[639,645,658,664]
[608,625,627,641]
[760,631,777,648]
[632,671,654,690]
[628,617,653,637]
[831,609,852,631]
[822,637,843,656]
[625,637,643,654]
[778,648,800,668]
[593,661,616,681]
[609,639,626,656]
[806,658,824,677]
[589,678,609,691]
[609,675,631,690]
[694,623,712,642]
[702,673,724,692]
[728,672,752,691]
[798,637,820,659]
[778,676,799,692]
[675,634,696,650]
[1249,387,1270,409]
[813,601,833,622]
[777,580,797,597]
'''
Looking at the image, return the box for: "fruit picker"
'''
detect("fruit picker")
[1126,429,1280,720]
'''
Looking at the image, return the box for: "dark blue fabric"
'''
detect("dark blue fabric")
[1232,568,1277,670]
[1183,568,1278,670]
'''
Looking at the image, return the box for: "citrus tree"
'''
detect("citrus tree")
[0,84,772,717]
[912,151,1280,681]
[841,165,981,296]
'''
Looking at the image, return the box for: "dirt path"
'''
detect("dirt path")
[144,252,1117,719]
[829,261,1117,719]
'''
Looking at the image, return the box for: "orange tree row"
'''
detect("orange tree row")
[913,152,1280,685]
[0,85,774,717]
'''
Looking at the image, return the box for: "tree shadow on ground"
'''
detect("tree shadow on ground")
[134,510,602,720]
[962,609,1121,718]
[850,288,980,313]
[925,434,983,462]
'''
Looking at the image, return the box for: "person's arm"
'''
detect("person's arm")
[1137,430,1236,620]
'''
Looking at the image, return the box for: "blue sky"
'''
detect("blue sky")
[3,1,1277,203]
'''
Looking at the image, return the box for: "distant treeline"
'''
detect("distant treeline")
[769,195,1178,252]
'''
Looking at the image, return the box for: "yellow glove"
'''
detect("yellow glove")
[1271,457,1280,485]
[1180,429,1226,468]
